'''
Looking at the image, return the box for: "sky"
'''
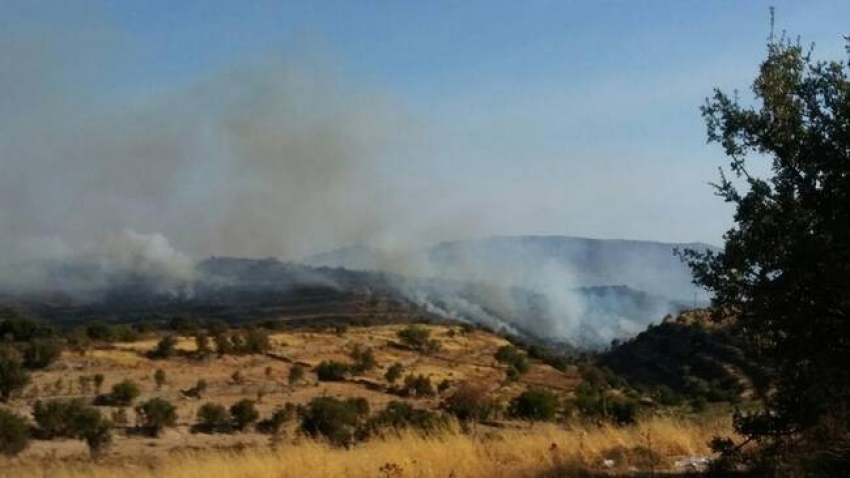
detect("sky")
[2,1,849,262]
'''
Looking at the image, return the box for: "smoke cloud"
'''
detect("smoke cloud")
[0,23,413,282]
[0,18,700,347]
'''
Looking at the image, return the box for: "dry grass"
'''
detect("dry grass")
[0,415,732,478]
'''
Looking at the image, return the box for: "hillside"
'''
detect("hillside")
[600,310,769,404]
[0,317,736,477]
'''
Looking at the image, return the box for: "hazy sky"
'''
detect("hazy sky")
[2,1,849,261]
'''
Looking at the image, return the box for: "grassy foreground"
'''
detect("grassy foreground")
[1,416,731,478]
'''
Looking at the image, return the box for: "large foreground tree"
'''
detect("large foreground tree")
[681,29,850,475]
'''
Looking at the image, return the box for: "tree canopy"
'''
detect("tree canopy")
[681,28,850,474]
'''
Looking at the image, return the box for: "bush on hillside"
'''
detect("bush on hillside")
[509,387,558,422]
[194,402,232,434]
[315,360,351,382]
[0,408,29,457]
[136,398,178,437]
[299,396,370,447]
[441,382,501,422]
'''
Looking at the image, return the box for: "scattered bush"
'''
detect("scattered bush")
[257,403,297,435]
[148,334,178,359]
[349,344,377,374]
[401,374,436,398]
[136,398,178,437]
[299,396,370,447]
[0,408,29,456]
[194,332,212,357]
[0,346,30,402]
[509,387,558,421]
[154,369,167,390]
[230,399,259,431]
[20,338,63,370]
[441,382,501,422]
[288,364,306,385]
[397,325,441,353]
[315,360,351,382]
[384,362,404,384]
[195,402,232,434]
[93,373,105,394]
[495,345,530,382]
[98,380,141,406]
[32,399,111,457]
[363,401,448,437]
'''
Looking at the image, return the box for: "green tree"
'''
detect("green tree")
[680,28,850,474]
[136,398,178,437]
[0,346,30,402]
[0,408,29,456]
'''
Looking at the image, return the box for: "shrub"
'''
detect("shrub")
[495,345,530,381]
[257,403,297,435]
[401,374,436,398]
[20,338,63,370]
[93,373,105,394]
[241,327,271,354]
[136,398,178,437]
[0,346,30,402]
[349,344,377,374]
[315,360,351,381]
[288,364,306,385]
[195,402,232,434]
[0,408,29,456]
[214,333,233,355]
[81,415,112,459]
[509,387,558,421]
[442,382,501,422]
[397,325,440,353]
[364,401,448,437]
[230,399,259,431]
[33,399,89,438]
[154,369,166,390]
[299,396,370,447]
[384,362,404,384]
[148,334,178,359]
[194,333,212,357]
[105,380,141,406]
[32,399,111,457]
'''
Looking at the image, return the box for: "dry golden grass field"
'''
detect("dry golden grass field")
[0,324,732,477]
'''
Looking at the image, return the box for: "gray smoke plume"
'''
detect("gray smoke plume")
[0,18,705,348]
[0,22,413,293]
